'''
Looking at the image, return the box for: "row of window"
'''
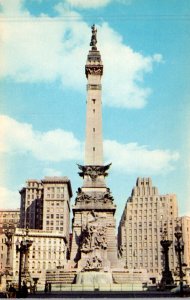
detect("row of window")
[46,194,64,199]
[46,220,64,226]
[46,214,64,219]
[46,227,64,231]
[47,187,64,192]
[131,197,174,202]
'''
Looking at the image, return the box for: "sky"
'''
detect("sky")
[0,0,190,226]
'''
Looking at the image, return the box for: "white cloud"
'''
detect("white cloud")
[0,0,163,109]
[99,23,162,108]
[104,140,179,175]
[65,0,111,9]
[65,0,132,9]
[0,186,20,209]
[0,115,179,175]
[0,115,83,161]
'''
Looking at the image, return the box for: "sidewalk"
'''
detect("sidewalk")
[27,290,179,298]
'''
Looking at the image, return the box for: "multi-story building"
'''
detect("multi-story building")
[180,216,190,268]
[19,176,72,245]
[20,179,43,229]
[118,177,178,283]
[3,176,73,291]
[12,228,68,290]
[179,216,190,284]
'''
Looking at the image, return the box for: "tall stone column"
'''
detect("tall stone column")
[84,25,103,166]
[70,26,118,273]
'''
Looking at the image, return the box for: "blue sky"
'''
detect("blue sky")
[0,0,190,225]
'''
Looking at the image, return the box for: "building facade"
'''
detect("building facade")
[11,228,68,290]
[179,216,190,284]
[181,216,190,268]
[0,177,73,291]
[19,176,72,245]
[118,177,178,283]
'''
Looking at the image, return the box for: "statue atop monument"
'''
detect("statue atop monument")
[90,24,97,50]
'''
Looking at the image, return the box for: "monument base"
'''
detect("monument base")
[76,271,112,286]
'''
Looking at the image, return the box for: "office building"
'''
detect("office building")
[118,177,178,283]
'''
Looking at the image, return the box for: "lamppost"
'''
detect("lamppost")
[160,228,174,288]
[2,223,15,289]
[174,223,185,296]
[15,228,33,294]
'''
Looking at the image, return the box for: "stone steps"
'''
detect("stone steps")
[112,271,145,284]
[46,270,77,284]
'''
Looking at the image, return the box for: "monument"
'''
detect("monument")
[46,26,148,291]
[70,24,118,286]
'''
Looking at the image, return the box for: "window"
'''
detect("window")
[93,128,95,132]
[93,147,95,151]
[92,99,96,103]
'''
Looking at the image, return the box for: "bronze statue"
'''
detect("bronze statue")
[90,24,97,50]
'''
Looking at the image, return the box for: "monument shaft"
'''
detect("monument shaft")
[70,26,118,271]
[85,48,103,166]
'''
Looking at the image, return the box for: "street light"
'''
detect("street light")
[2,223,15,290]
[15,228,33,294]
[3,222,15,274]
[160,228,174,288]
[174,223,185,296]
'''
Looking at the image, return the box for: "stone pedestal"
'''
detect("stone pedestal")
[160,239,174,287]
[76,271,112,286]
[70,170,118,270]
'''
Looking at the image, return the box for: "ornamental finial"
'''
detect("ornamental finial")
[90,24,97,50]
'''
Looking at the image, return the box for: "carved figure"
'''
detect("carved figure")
[118,245,124,258]
[77,164,111,180]
[85,66,103,77]
[84,255,102,271]
[80,222,107,252]
[75,189,91,203]
[75,189,114,206]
